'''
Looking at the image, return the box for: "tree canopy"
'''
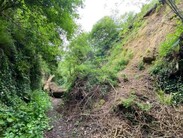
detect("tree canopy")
[90,16,119,57]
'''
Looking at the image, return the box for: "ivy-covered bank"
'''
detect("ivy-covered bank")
[0,18,49,137]
[0,0,83,137]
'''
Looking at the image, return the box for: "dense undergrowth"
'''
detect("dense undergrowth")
[0,91,51,138]
[0,17,51,138]
[0,0,83,137]
[151,20,183,104]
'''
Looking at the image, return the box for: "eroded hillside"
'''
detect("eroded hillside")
[45,3,183,138]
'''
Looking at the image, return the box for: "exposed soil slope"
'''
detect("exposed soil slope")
[45,5,183,138]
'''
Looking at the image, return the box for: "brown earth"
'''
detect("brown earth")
[45,4,183,138]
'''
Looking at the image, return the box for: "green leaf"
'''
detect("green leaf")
[7,118,14,123]
[0,120,5,125]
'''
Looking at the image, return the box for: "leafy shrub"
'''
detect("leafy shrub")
[159,34,180,57]
[151,23,183,104]
[120,94,152,112]
[0,90,51,138]
[157,90,173,105]
[151,58,183,104]
[121,94,136,108]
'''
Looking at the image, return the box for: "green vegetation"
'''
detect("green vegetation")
[90,16,119,57]
[151,21,183,104]
[56,0,164,107]
[121,94,136,108]
[157,90,173,105]
[120,94,152,112]
[102,0,161,75]
[57,32,118,105]
[118,0,159,39]
[1,0,183,137]
[56,5,152,105]
[106,47,133,72]
[0,90,51,138]
[136,102,152,111]
[0,0,83,137]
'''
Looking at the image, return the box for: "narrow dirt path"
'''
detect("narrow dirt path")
[44,98,68,138]
[44,98,84,138]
